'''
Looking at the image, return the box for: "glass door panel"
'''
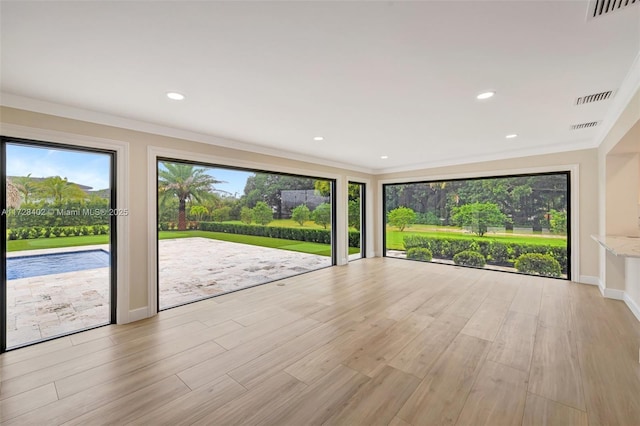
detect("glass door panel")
[2,139,115,351]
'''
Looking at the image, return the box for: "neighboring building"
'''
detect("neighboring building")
[280,189,329,217]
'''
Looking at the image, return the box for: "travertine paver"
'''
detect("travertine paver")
[6,238,329,348]
[159,237,330,309]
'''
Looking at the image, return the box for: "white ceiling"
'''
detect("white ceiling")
[1,1,639,174]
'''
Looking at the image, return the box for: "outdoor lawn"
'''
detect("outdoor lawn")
[158,230,353,256]
[7,235,110,252]
[6,229,353,257]
[385,224,566,251]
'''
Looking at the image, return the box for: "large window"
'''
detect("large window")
[2,137,116,352]
[384,172,570,279]
[157,159,336,310]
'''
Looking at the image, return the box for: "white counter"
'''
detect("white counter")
[592,234,640,322]
[591,235,640,258]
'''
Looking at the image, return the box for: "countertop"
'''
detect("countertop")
[591,234,640,258]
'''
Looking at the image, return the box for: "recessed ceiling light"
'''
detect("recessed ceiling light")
[313,136,324,141]
[505,134,518,139]
[476,91,495,100]
[380,155,389,159]
[166,92,185,101]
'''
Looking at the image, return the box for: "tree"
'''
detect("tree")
[158,162,221,230]
[242,173,315,218]
[312,202,331,229]
[12,174,36,203]
[547,209,567,234]
[348,183,362,231]
[6,179,21,208]
[388,206,416,231]
[240,207,253,224]
[451,202,507,237]
[189,205,208,222]
[211,206,231,222]
[291,204,310,226]
[348,199,361,230]
[252,201,273,225]
[36,176,87,204]
[314,180,331,197]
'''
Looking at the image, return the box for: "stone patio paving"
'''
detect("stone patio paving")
[6,238,330,348]
[159,237,330,309]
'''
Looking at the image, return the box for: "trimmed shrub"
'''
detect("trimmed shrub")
[348,231,360,249]
[402,234,567,273]
[515,253,562,277]
[489,241,509,264]
[403,235,432,251]
[453,250,486,267]
[407,247,433,262]
[199,222,331,244]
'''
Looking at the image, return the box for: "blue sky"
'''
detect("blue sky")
[204,167,252,197]
[7,144,254,196]
[7,144,111,190]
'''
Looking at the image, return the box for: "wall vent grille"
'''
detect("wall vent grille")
[576,91,613,105]
[587,0,637,20]
[571,121,600,130]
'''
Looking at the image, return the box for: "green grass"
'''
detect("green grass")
[159,230,359,256]
[385,227,567,251]
[7,235,109,252]
[6,230,358,256]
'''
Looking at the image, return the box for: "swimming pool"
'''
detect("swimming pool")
[6,249,110,280]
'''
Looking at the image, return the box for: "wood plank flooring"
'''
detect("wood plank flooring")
[2,258,640,425]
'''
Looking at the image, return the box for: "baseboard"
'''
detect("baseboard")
[624,294,640,322]
[595,278,639,323]
[603,287,626,300]
[578,275,600,286]
[128,307,150,323]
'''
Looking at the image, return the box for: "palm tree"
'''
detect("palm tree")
[36,176,87,204]
[13,173,36,203]
[158,162,222,230]
[6,179,21,208]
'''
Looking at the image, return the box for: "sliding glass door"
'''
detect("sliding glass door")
[157,158,336,310]
[1,137,116,352]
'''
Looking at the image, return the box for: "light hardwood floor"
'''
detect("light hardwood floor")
[1,258,640,425]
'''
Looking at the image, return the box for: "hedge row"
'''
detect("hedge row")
[180,222,361,248]
[6,225,109,240]
[403,234,567,273]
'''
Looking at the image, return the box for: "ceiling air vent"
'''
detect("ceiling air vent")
[571,121,600,130]
[576,91,613,105]
[587,0,638,20]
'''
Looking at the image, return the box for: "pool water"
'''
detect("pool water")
[7,249,110,280]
